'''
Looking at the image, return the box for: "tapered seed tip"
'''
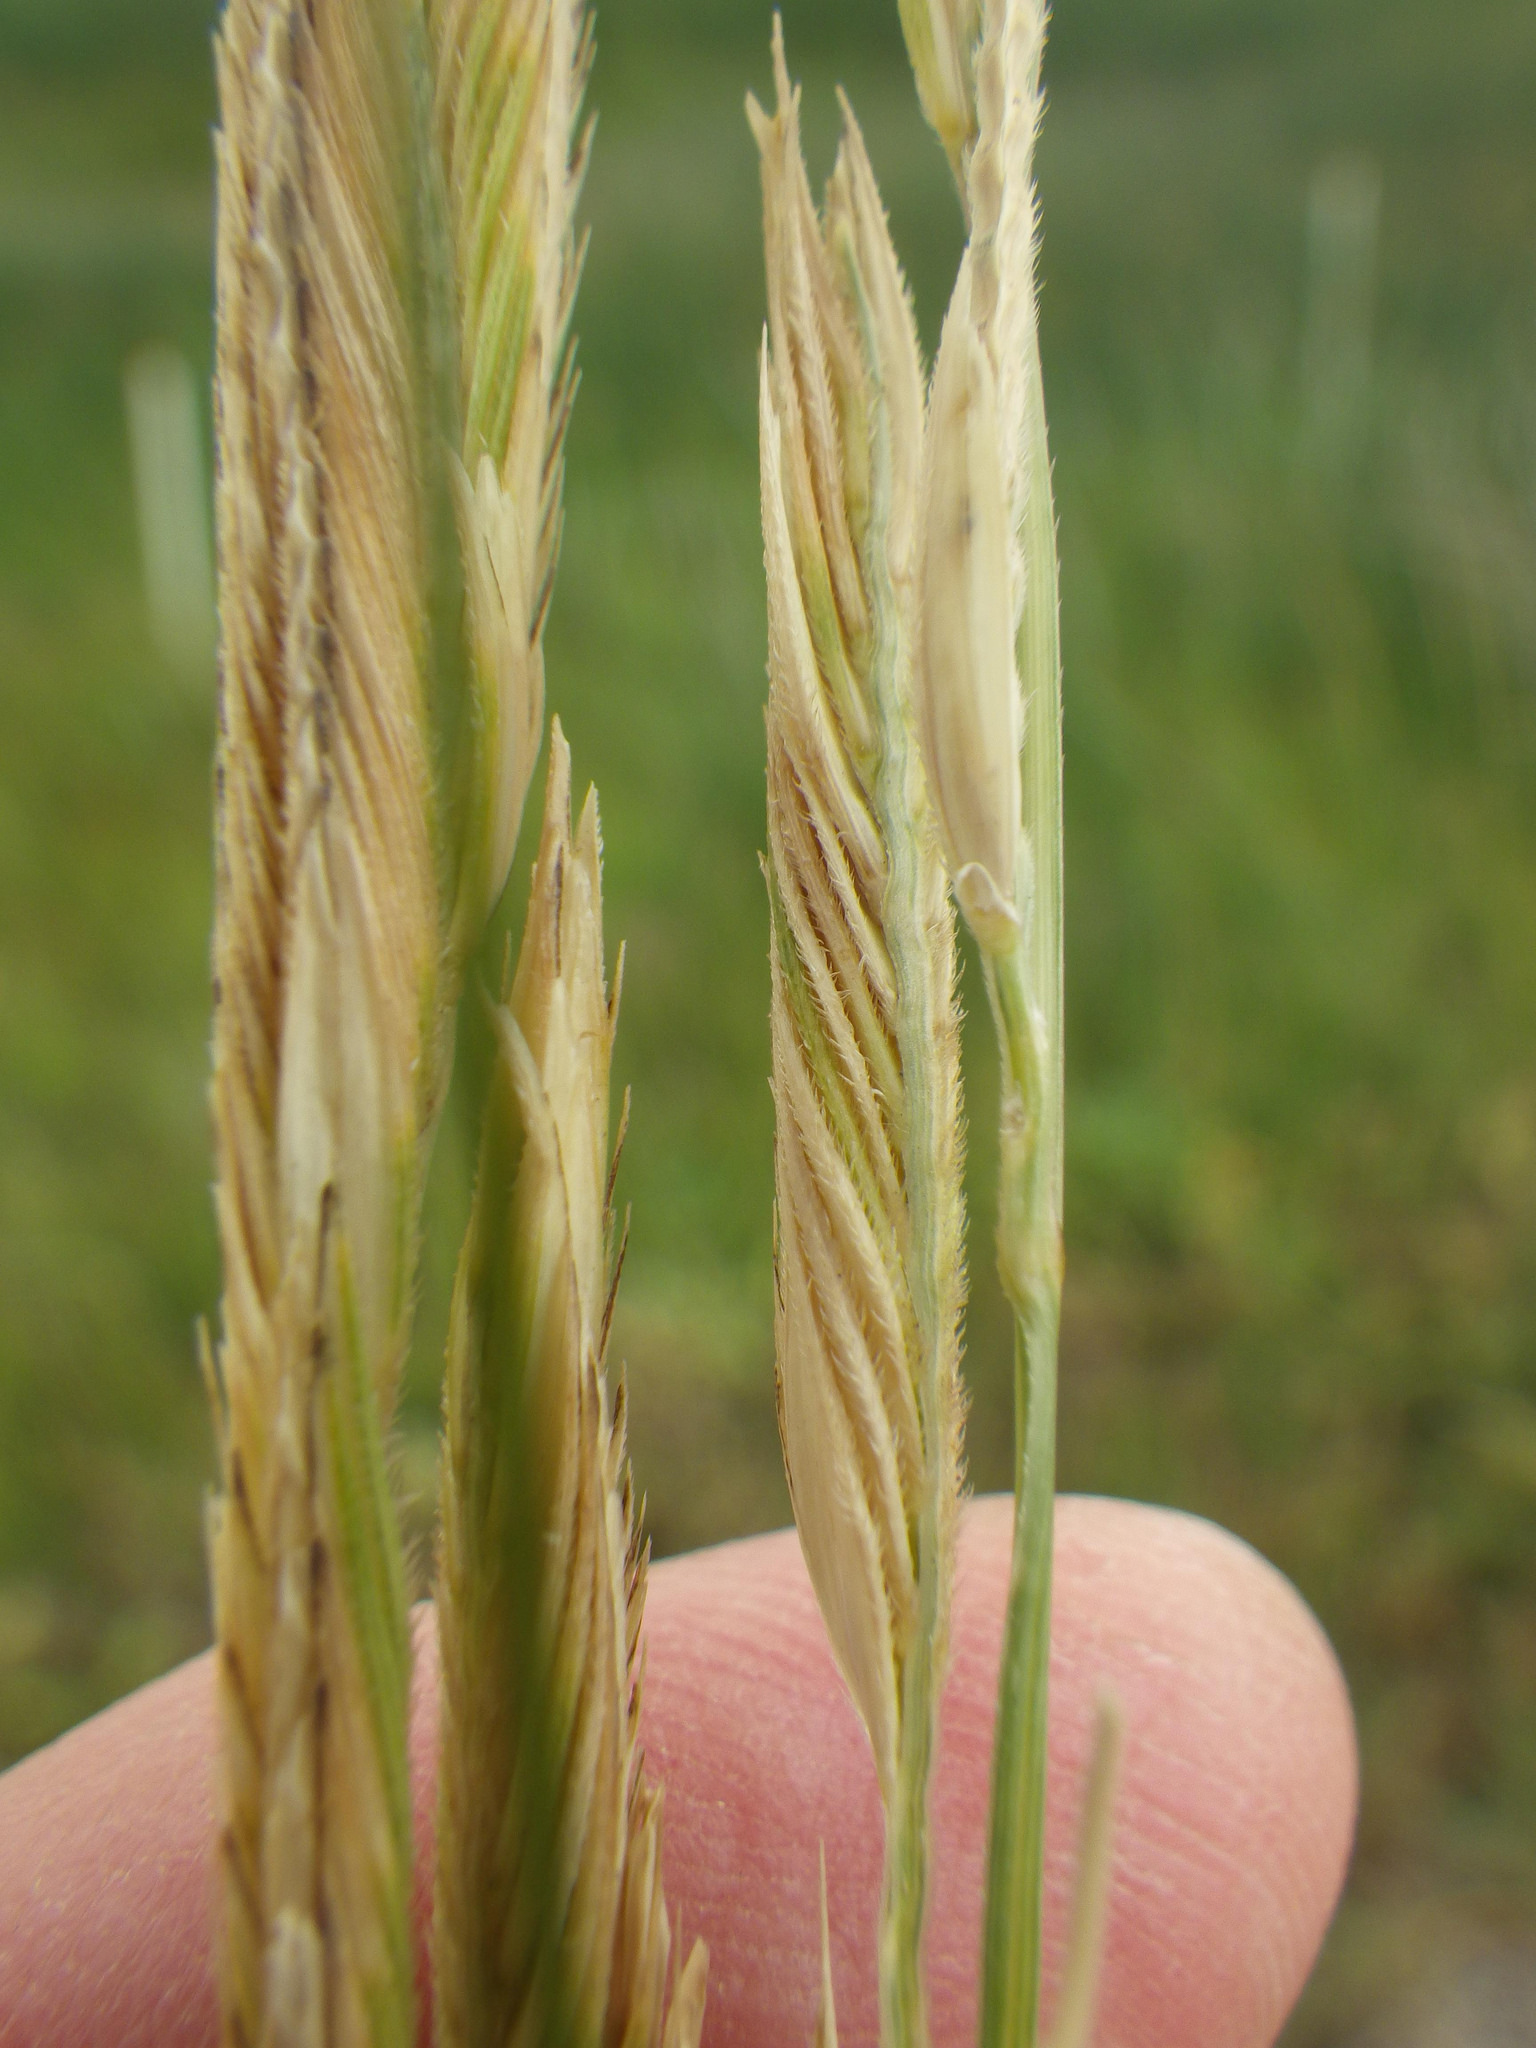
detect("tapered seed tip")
[548,712,572,785]
[576,779,603,871]
[770,11,787,73]
[770,14,796,120]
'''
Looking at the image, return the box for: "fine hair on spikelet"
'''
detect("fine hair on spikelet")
[755,5,1117,2047]
[751,23,966,2048]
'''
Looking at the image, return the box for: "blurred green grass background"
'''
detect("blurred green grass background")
[2,0,1535,2037]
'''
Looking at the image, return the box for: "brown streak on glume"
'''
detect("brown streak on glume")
[284,23,338,780]
[551,842,565,978]
[604,1085,630,1218]
[231,1450,264,1559]
[221,1639,264,1760]
[600,1210,629,1363]
[790,749,899,1079]
[221,1818,263,1930]
[786,811,897,1185]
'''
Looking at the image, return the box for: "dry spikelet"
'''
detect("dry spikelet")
[961,0,1047,532]
[435,724,706,2048]
[975,0,1061,1167]
[427,0,591,968]
[912,0,1050,968]
[751,27,965,2047]
[206,0,435,2042]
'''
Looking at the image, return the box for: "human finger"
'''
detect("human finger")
[0,1495,1355,2048]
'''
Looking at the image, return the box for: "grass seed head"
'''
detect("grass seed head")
[208,0,433,2041]
[755,17,966,1887]
[435,727,705,2048]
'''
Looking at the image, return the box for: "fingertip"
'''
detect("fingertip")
[1078,1498,1356,2048]
[0,1654,217,2047]
[0,1498,1356,2048]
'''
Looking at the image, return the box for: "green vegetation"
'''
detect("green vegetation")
[1,0,1534,2037]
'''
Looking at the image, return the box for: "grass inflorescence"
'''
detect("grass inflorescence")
[1,0,1526,2044]
[205,4,703,2045]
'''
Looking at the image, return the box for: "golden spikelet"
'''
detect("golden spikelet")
[435,725,706,2048]
[428,0,591,967]
[207,1,433,2044]
[751,28,965,2048]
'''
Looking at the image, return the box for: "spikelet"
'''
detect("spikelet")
[913,0,1054,977]
[427,0,591,968]
[751,28,965,2048]
[435,724,706,2048]
[206,0,433,2043]
[962,0,1047,535]
[916,271,1022,954]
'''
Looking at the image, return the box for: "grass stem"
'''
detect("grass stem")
[980,938,1061,2048]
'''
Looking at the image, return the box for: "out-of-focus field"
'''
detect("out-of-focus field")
[2,0,1534,2037]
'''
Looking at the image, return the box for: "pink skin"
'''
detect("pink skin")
[0,1496,1356,2048]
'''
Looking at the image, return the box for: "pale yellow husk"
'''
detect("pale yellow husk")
[207,1,432,2044]
[753,28,965,2048]
[435,726,706,2048]
[916,267,1022,954]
